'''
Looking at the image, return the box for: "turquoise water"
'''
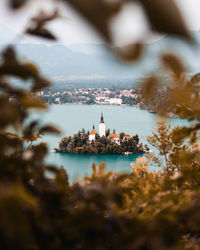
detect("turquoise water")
[32,104,190,181]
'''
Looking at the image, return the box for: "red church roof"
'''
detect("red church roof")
[90,129,96,135]
[107,133,119,139]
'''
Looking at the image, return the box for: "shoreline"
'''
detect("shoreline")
[53,150,148,156]
[47,102,136,108]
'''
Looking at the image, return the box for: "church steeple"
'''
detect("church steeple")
[100,113,104,123]
[99,113,106,137]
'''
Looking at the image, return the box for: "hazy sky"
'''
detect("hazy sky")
[0,0,200,45]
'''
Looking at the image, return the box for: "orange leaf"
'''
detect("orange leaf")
[139,0,192,40]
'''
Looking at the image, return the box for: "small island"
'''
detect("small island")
[55,113,149,155]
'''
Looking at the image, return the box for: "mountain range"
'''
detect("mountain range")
[0,25,200,88]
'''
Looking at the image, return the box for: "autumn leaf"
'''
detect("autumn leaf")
[191,73,200,85]
[139,0,192,40]
[64,0,122,42]
[32,77,51,92]
[116,42,144,63]
[140,75,161,103]
[30,10,59,24]
[0,47,41,80]
[26,10,59,40]
[161,53,186,78]
[26,27,57,41]
[9,0,27,9]
[39,125,62,135]
[20,94,47,110]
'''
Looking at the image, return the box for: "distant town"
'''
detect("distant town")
[38,87,140,107]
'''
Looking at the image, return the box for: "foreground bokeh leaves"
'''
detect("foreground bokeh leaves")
[139,0,192,40]
[9,0,27,9]
[1,1,200,249]
[17,0,192,63]
[0,46,200,249]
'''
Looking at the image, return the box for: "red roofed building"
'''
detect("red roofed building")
[89,125,96,142]
[107,131,120,144]
[123,135,132,141]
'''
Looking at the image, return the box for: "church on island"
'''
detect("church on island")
[89,113,120,144]
[56,112,149,154]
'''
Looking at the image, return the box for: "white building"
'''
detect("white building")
[109,98,122,105]
[107,132,120,145]
[55,97,60,103]
[99,113,106,137]
[89,126,96,142]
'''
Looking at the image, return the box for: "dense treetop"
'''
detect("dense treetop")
[56,129,148,154]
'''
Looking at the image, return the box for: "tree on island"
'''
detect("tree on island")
[56,129,148,154]
[106,128,110,137]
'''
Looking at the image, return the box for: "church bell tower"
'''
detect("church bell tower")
[99,113,106,137]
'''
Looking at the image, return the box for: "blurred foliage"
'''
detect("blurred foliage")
[11,0,192,62]
[0,1,200,249]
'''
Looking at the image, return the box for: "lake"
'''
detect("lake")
[31,104,190,182]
